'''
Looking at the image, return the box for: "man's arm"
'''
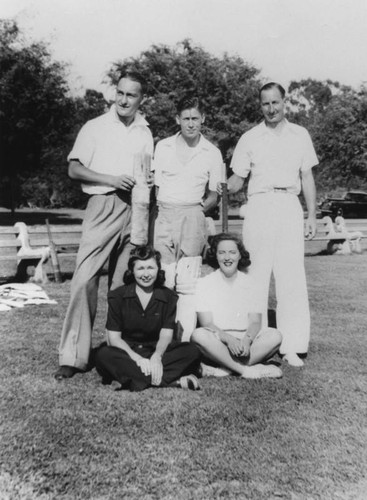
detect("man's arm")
[203,190,219,214]
[301,168,317,239]
[68,159,136,192]
[217,173,245,196]
[227,173,245,194]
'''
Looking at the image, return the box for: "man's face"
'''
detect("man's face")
[176,108,204,142]
[115,78,144,123]
[260,87,285,127]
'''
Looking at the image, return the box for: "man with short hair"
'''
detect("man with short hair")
[153,96,223,268]
[225,82,318,367]
[55,71,153,380]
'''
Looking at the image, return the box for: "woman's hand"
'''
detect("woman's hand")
[239,336,252,357]
[135,357,151,377]
[225,336,244,357]
[150,353,163,386]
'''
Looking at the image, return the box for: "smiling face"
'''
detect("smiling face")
[115,77,145,125]
[133,258,159,292]
[260,87,286,128]
[216,239,241,278]
[176,107,204,145]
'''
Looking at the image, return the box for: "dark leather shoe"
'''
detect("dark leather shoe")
[54,365,80,380]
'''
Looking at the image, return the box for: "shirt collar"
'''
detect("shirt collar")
[122,283,169,303]
[109,104,149,128]
[259,118,295,136]
[163,132,211,151]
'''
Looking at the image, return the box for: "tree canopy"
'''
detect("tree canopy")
[288,79,367,194]
[0,20,106,209]
[1,24,366,209]
[107,39,263,163]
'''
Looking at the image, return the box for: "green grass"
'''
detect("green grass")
[1,253,367,499]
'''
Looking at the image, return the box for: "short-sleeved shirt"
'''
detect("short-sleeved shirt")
[195,269,261,331]
[230,119,318,196]
[153,133,223,204]
[106,283,178,345]
[68,105,153,195]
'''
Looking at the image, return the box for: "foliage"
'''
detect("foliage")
[0,20,70,208]
[105,39,264,207]
[0,20,107,209]
[1,22,367,208]
[287,80,367,196]
[107,39,263,161]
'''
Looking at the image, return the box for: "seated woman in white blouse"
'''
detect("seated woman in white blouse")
[191,233,283,379]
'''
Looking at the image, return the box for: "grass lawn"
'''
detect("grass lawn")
[1,246,367,499]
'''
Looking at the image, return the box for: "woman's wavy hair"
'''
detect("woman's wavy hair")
[123,246,166,286]
[206,233,251,272]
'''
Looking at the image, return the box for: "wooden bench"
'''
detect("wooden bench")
[0,226,21,281]
[0,223,83,282]
[306,216,367,254]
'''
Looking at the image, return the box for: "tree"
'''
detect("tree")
[287,80,367,195]
[312,90,367,191]
[106,39,263,163]
[105,40,264,207]
[0,20,69,208]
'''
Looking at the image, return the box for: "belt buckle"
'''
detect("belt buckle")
[273,187,287,193]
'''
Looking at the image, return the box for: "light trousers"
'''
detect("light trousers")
[243,193,310,354]
[154,203,207,265]
[58,192,133,370]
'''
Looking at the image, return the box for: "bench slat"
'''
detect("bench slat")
[0,240,19,248]
[27,236,83,246]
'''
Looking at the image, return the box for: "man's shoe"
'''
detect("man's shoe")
[54,365,80,380]
[283,353,304,367]
[241,364,283,379]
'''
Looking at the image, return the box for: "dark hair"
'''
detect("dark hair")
[206,233,251,271]
[176,95,204,115]
[123,246,166,286]
[259,82,286,100]
[117,69,147,95]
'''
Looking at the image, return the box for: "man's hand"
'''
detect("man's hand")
[110,174,136,191]
[304,215,317,240]
[216,181,225,196]
[146,172,155,189]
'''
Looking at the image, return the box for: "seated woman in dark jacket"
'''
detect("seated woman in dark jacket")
[94,246,201,391]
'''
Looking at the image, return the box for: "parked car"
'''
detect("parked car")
[319,191,367,219]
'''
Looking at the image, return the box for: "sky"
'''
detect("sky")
[1,0,367,96]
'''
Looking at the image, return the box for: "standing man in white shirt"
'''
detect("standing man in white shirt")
[55,70,154,380]
[153,96,223,269]
[225,82,318,367]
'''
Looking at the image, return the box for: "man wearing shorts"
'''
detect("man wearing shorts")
[153,96,223,272]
